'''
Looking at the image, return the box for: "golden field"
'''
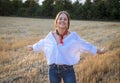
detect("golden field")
[0,16,120,83]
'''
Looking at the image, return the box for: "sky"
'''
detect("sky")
[22,0,86,5]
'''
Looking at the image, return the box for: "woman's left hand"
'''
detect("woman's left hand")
[97,48,107,54]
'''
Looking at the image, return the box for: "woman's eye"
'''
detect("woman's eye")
[59,18,62,20]
[59,17,68,21]
[64,18,67,21]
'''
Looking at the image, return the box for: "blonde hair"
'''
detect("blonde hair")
[55,11,70,29]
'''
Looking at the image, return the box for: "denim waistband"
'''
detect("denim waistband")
[49,64,73,69]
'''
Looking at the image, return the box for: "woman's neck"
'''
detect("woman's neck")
[57,28,66,34]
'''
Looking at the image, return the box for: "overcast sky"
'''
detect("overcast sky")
[22,0,86,5]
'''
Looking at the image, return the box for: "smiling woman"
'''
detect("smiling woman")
[27,10,107,83]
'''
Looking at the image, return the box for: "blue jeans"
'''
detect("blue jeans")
[49,64,77,83]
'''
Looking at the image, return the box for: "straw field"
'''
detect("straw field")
[0,16,120,83]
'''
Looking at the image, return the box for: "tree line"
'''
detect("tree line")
[0,0,120,20]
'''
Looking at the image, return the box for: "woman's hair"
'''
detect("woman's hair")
[55,11,70,29]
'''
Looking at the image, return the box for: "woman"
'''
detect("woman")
[28,11,106,83]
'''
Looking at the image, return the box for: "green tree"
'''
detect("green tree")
[0,0,13,16]
[104,0,120,19]
[72,0,83,19]
[42,0,54,17]
[34,6,43,17]
[93,0,107,19]
[23,0,39,16]
[11,0,23,15]
[53,0,73,17]
[83,0,93,19]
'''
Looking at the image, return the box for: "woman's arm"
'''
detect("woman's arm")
[97,48,107,54]
[27,39,44,52]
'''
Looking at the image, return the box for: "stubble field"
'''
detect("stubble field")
[0,16,120,83]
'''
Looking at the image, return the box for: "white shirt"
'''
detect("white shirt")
[33,32,97,65]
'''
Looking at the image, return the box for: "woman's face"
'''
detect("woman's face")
[57,13,68,29]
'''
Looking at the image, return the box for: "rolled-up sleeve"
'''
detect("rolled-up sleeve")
[75,33,97,55]
[81,41,97,55]
[79,38,97,55]
[33,39,44,52]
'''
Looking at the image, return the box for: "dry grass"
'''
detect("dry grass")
[75,36,120,83]
[0,16,120,83]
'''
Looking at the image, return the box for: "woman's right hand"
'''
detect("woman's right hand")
[27,45,33,51]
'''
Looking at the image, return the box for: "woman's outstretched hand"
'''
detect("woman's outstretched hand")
[27,45,33,51]
[97,48,107,54]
